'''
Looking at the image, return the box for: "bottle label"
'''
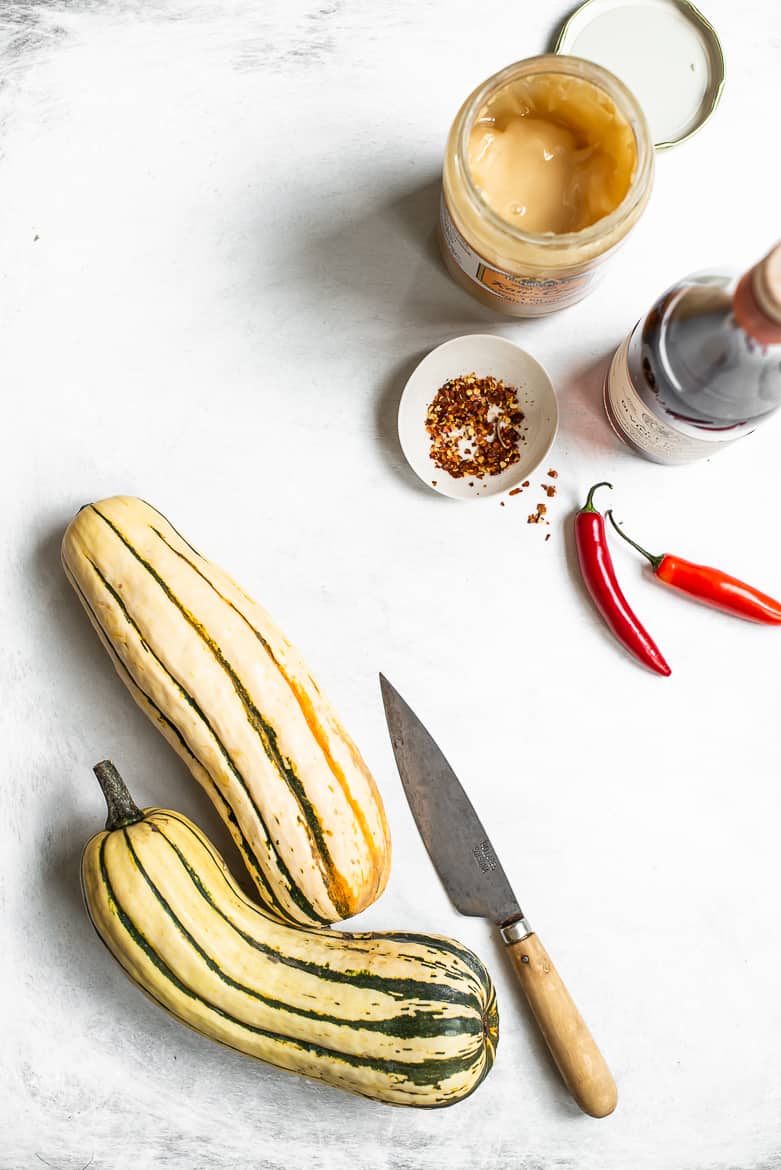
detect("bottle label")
[439,196,597,311]
[604,331,737,464]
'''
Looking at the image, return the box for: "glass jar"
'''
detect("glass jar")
[439,55,655,317]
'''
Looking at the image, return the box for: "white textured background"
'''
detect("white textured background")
[2,1,781,1167]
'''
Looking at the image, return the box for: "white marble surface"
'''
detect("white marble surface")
[2,1,780,1167]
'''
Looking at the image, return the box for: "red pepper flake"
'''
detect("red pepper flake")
[508,487,522,497]
[542,484,557,498]
[425,372,525,480]
[431,481,437,487]
[547,468,558,478]
[522,480,530,487]
[545,533,551,541]
[527,502,548,525]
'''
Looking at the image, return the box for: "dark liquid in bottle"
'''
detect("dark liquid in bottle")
[626,279,781,433]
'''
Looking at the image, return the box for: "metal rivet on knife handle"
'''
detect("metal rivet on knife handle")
[505,932,618,1119]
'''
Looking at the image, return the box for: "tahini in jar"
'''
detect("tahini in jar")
[439,55,654,317]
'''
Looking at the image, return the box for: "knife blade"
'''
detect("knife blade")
[380,673,617,1119]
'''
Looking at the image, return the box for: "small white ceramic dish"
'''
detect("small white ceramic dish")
[398,334,559,500]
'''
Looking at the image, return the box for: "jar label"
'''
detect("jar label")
[604,332,737,464]
[439,196,597,310]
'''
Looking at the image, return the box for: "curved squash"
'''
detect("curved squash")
[82,762,498,1107]
[62,496,390,926]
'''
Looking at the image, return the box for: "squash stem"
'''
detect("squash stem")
[93,760,144,830]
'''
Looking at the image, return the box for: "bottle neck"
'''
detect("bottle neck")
[733,265,781,346]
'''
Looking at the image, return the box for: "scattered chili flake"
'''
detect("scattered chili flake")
[425,372,525,480]
[527,501,548,525]
[547,468,558,478]
[545,533,551,541]
[508,487,522,497]
[431,481,437,487]
[542,484,557,498]
[522,480,530,487]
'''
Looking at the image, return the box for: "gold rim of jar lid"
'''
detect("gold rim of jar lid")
[555,0,725,150]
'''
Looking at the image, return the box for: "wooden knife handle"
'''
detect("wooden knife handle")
[505,930,617,1118]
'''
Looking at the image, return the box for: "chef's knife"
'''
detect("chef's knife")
[380,674,617,1119]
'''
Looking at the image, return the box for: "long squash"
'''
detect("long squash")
[83,762,498,1107]
[62,496,390,926]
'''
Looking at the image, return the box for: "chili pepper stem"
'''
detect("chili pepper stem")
[606,510,665,571]
[581,482,612,513]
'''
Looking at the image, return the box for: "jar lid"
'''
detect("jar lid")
[554,0,725,149]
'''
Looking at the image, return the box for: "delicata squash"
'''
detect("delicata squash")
[62,496,390,926]
[82,762,498,1107]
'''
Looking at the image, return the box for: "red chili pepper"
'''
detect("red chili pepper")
[606,511,781,624]
[575,483,671,676]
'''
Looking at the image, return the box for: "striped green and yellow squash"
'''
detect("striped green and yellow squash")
[62,496,390,927]
[83,762,498,1107]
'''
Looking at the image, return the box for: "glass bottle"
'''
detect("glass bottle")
[604,243,781,463]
